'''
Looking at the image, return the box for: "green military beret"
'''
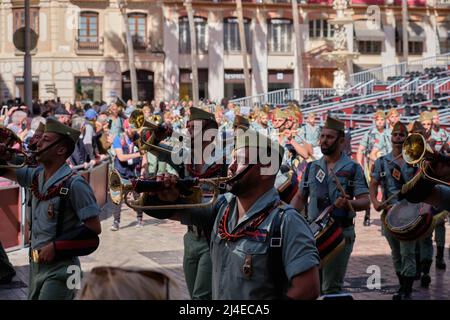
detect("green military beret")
[189,107,217,124]
[233,114,250,130]
[45,117,80,145]
[392,121,408,134]
[235,129,284,164]
[324,117,345,133]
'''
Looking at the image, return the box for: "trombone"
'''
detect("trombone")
[109,169,230,211]
[0,127,29,169]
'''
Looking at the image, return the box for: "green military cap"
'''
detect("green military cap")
[374,110,386,120]
[392,121,408,134]
[189,106,217,124]
[419,111,433,122]
[45,117,80,145]
[235,129,284,165]
[36,121,45,133]
[323,116,345,133]
[233,114,250,130]
[409,121,424,134]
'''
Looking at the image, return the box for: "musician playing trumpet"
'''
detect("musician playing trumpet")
[145,129,320,300]
[369,121,417,300]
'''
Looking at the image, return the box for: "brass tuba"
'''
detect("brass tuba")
[402,133,450,187]
[109,169,229,211]
[0,127,29,169]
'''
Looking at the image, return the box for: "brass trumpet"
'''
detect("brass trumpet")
[109,169,230,211]
[0,127,29,169]
[130,109,173,153]
[248,113,258,122]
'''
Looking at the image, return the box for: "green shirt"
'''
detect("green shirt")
[181,188,320,299]
[299,153,369,221]
[16,164,100,250]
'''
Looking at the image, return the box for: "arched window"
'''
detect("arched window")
[128,13,147,49]
[179,16,208,54]
[268,19,292,53]
[78,11,99,49]
[223,17,251,53]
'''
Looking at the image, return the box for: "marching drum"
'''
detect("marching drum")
[309,205,345,267]
[385,199,435,241]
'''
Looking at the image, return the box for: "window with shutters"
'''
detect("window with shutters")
[179,16,208,54]
[268,19,292,53]
[128,13,147,49]
[224,18,251,53]
[309,19,334,39]
[78,12,99,49]
[13,8,39,34]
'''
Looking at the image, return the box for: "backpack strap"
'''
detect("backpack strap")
[268,203,288,299]
[55,174,76,238]
[300,161,313,217]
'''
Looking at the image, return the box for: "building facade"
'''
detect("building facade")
[0,0,449,104]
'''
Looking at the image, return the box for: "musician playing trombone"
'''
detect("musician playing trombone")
[144,129,320,299]
[369,121,417,300]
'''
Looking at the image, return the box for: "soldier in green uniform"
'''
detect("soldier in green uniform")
[408,119,434,287]
[145,107,229,300]
[291,117,370,295]
[0,118,101,300]
[369,121,416,300]
[146,129,320,299]
[356,111,391,226]
[0,241,16,284]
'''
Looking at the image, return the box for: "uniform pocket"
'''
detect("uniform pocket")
[233,241,269,280]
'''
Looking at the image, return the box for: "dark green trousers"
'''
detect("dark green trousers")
[28,257,80,300]
[0,241,15,280]
[183,231,212,300]
[321,226,355,294]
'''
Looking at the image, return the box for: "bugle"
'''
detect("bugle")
[0,127,29,169]
[109,169,230,211]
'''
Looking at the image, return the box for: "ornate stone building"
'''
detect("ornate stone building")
[0,0,448,103]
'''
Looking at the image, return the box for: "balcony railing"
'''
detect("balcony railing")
[75,36,104,55]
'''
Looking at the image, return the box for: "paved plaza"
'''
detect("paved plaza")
[2,200,450,300]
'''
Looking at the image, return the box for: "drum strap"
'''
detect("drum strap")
[316,163,358,218]
[379,156,405,200]
[301,162,313,216]
[268,204,288,299]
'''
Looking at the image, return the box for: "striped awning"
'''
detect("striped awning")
[397,22,425,42]
[354,20,385,41]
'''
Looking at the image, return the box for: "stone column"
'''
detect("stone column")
[251,8,267,96]
[382,10,396,69]
[208,11,224,103]
[163,6,179,101]
[423,14,437,58]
